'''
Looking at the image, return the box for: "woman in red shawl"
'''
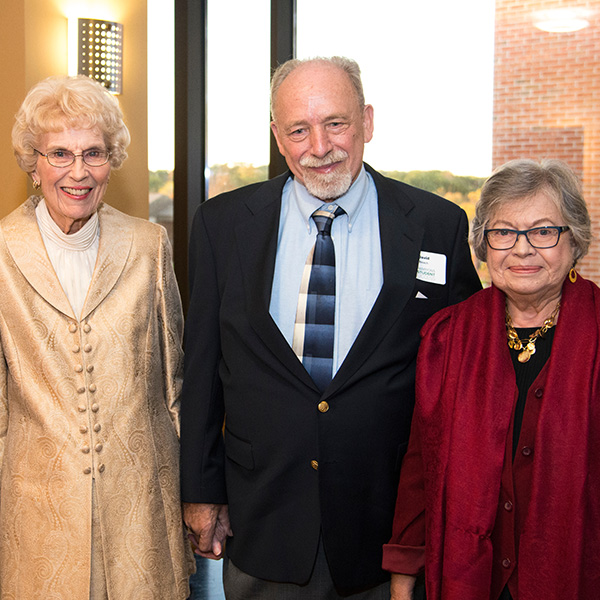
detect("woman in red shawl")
[383,159,600,600]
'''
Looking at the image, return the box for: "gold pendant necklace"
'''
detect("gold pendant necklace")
[505,300,560,363]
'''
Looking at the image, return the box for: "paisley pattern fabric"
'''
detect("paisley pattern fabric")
[0,197,194,599]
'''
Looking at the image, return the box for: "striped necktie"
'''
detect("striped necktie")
[292,204,345,391]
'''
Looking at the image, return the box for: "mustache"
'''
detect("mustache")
[299,149,349,168]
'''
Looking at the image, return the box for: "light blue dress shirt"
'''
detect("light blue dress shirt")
[269,166,383,375]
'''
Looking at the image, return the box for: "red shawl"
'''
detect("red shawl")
[384,275,600,599]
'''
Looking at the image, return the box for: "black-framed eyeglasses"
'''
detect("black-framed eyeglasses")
[484,226,570,250]
[34,148,111,168]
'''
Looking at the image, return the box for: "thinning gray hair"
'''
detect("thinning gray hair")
[270,56,365,122]
[470,159,592,264]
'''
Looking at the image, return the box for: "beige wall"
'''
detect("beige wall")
[0,0,148,220]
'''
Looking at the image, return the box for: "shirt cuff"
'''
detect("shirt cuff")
[382,543,425,575]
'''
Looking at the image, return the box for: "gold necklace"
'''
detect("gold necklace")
[505,300,560,363]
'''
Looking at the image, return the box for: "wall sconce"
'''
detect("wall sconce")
[69,18,123,94]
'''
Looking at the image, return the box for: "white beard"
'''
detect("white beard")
[299,150,353,200]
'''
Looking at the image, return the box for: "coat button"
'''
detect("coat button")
[82,445,90,454]
[78,405,87,413]
[522,446,532,456]
[318,401,329,413]
[98,464,105,473]
[75,364,84,373]
[504,501,513,512]
[94,424,102,432]
[84,344,92,353]
[311,460,319,470]
[77,386,86,394]
[83,467,92,475]
[91,403,99,413]
[83,324,91,333]
[89,383,97,393]
[72,345,80,353]
[87,365,94,373]
[534,388,543,399]
[80,425,88,434]
[95,443,103,453]
[69,323,77,333]
[502,558,511,568]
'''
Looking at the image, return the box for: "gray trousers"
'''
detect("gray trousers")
[223,537,389,600]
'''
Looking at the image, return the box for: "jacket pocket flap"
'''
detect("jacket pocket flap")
[225,428,255,470]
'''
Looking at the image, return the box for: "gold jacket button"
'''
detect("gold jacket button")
[69,323,77,333]
[311,460,319,470]
[87,365,94,373]
[75,364,84,373]
[77,405,86,413]
[72,345,80,353]
[95,443,103,453]
[94,424,102,432]
[82,445,90,454]
[83,324,91,333]
[98,464,105,473]
[318,401,329,413]
[91,403,100,413]
[83,467,92,475]
[80,425,88,434]
[89,383,97,393]
[83,344,92,353]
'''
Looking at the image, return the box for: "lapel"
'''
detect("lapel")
[236,173,318,390]
[234,166,425,395]
[325,165,424,397]
[81,203,133,320]
[2,197,75,318]
[1,199,133,322]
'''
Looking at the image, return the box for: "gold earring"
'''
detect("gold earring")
[569,268,577,283]
[32,179,41,191]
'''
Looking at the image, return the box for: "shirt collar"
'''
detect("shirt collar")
[292,165,369,233]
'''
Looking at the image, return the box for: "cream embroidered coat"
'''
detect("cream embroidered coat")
[0,197,194,599]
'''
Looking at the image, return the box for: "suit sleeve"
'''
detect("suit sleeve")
[447,209,482,304]
[179,205,227,504]
[156,227,185,436]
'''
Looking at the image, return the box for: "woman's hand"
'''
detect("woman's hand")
[390,573,417,600]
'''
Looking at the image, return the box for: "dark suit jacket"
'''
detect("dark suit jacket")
[180,164,481,592]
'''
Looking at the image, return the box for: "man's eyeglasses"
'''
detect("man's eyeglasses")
[484,226,570,250]
[34,148,111,168]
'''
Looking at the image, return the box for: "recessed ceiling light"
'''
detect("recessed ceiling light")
[534,8,592,33]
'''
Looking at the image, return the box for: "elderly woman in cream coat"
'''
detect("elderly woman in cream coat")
[0,76,193,599]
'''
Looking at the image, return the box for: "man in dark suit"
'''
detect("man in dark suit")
[180,56,481,598]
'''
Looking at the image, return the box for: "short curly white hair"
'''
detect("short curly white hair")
[12,75,130,173]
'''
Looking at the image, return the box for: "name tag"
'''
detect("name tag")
[416,251,446,285]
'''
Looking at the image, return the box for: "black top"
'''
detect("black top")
[499,325,555,600]
[509,326,555,459]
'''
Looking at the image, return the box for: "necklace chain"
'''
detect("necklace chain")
[505,300,560,363]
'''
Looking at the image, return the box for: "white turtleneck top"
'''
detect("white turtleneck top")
[35,198,100,319]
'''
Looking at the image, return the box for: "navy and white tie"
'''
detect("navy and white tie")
[292,204,345,391]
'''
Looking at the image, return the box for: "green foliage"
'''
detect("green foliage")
[381,169,485,201]
[208,163,268,197]
[149,170,170,193]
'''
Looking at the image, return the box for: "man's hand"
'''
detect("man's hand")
[183,502,232,560]
[390,573,417,600]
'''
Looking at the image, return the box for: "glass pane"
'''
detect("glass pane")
[296,0,495,282]
[206,0,271,198]
[148,0,175,246]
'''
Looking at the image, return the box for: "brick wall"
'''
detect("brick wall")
[494,0,600,281]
